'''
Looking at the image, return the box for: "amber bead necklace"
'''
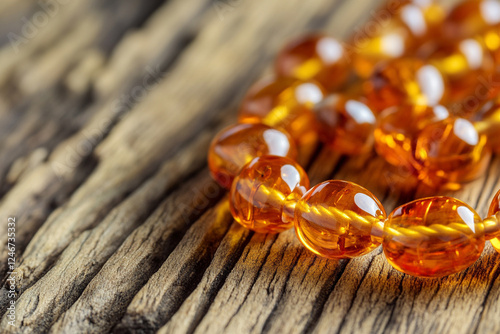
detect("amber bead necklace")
[207,0,500,278]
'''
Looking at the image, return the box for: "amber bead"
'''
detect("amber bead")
[352,2,445,78]
[230,155,309,233]
[427,37,495,102]
[473,98,500,153]
[275,34,349,91]
[363,58,447,112]
[314,94,377,155]
[294,180,386,259]
[374,104,449,170]
[208,124,297,189]
[239,77,325,145]
[443,0,500,40]
[414,117,491,188]
[383,197,485,277]
[488,189,500,252]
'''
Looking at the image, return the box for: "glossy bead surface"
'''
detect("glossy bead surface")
[374,104,449,169]
[315,94,377,155]
[275,34,349,91]
[239,77,325,144]
[208,124,297,189]
[488,189,500,252]
[230,156,309,233]
[383,197,485,277]
[363,58,447,112]
[473,98,500,153]
[295,180,386,259]
[443,0,500,40]
[414,117,491,188]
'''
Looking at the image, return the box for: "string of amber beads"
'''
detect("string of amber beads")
[208,123,297,189]
[209,131,500,277]
[238,76,325,145]
[230,155,309,233]
[206,0,500,279]
[275,34,349,91]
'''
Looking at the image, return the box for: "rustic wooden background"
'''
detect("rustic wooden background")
[1,0,500,333]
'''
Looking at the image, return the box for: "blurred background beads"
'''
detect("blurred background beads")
[208,123,297,189]
[442,0,500,40]
[472,97,500,153]
[426,36,496,103]
[352,0,445,78]
[314,94,377,155]
[414,117,491,188]
[363,58,447,113]
[294,180,386,259]
[383,197,485,277]
[483,24,500,65]
[275,34,349,91]
[238,76,325,146]
[230,155,309,233]
[374,104,449,170]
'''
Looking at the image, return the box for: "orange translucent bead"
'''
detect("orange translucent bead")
[427,37,495,102]
[443,0,500,40]
[239,77,325,144]
[208,124,297,189]
[275,34,349,91]
[230,155,309,233]
[363,58,447,112]
[294,180,386,259]
[488,189,500,252]
[473,97,500,153]
[383,197,485,277]
[314,94,377,155]
[374,104,449,169]
[414,117,492,188]
[352,2,445,78]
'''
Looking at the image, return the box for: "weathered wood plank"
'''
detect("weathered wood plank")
[49,171,223,334]
[0,0,210,285]
[0,0,165,269]
[0,132,211,332]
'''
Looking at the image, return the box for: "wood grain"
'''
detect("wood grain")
[1,0,500,333]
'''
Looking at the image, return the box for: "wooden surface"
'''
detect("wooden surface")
[1,0,500,333]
